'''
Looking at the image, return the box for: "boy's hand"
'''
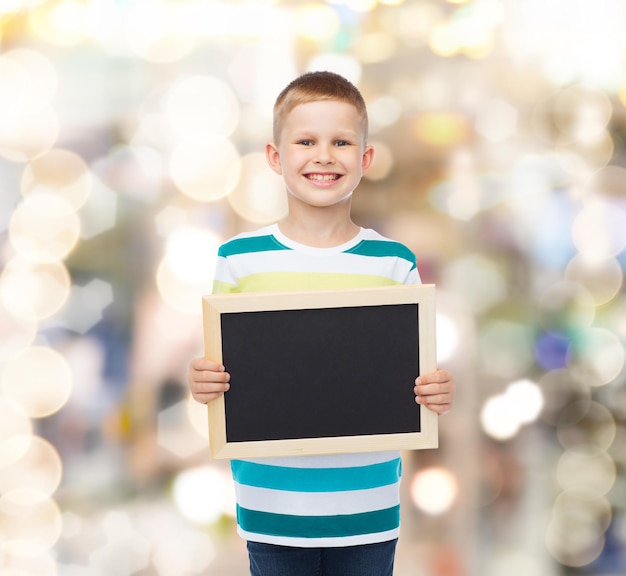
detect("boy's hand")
[188,357,230,404]
[414,369,455,415]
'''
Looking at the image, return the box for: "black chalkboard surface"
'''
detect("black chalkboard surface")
[203,285,437,459]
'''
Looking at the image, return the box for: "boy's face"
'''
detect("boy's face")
[266,100,374,210]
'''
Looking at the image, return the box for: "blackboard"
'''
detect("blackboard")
[202,285,437,459]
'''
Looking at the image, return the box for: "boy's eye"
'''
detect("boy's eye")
[298,140,313,146]
[335,140,350,147]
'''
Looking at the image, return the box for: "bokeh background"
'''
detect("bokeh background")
[1,0,626,574]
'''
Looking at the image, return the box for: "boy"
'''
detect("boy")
[188,71,456,576]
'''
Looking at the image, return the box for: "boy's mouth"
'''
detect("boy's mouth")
[305,173,341,182]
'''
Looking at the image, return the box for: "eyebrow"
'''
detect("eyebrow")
[290,129,360,139]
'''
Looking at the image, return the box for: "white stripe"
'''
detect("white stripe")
[238,527,400,548]
[234,482,400,516]
[229,251,415,277]
[241,451,400,469]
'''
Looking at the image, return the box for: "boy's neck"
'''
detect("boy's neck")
[277,213,360,248]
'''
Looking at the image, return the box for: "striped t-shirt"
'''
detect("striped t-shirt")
[212,223,421,547]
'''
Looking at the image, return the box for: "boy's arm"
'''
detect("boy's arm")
[188,357,230,404]
[414,369,455,415]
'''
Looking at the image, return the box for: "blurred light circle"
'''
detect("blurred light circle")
[164,227,221,285]
[584,164,626,199]
[9,193,80,263]
[429,22,459,57]
[535,331,569,371]
[556,449,616,497]
[409,467,458,515]
[506,379,544,424]
[0,548,57,575]
[369,96,402,130]
[364,141,394,181]
[537,281,595,335]
[156,258,214,316]
[29,0,90,46]
[0,257,70,321]
[567,327,625,387]
[553,85,612,143]
[153,529,216,576]
[94,144,163,201]
[442,254,506,314]
[0,493,63,556]
[605,294,626,341]
[557,401,616,455]
[172,465,236,523]
[539,369,591,427]
[564,254,622,306]
[165,75,240,139]
[572,200,626,258]
[0,105,59,163]
[0,400,33,468]
[0,435,63,502]
[475,98,518,142]
[295,3,341,42]
[481,394,520,440]
[340,0,378,11]
[170,136,241,202]
[0,49,57,122]
[545,493,609,568]
[429,11,495,59]
[91,511,151,574]
[125,0,195,63]
[0,301,37,362]
[387,2,443,45]
[489,551,544,575]
[481,380,544,438]
[227,153,288,224]
[555,492,613,537]
[353,32,397,63]
[436,313,459,364]
[412,113,469,147]
[0,56,29,126]
[21,148,92,209]
[555,131,614,178]
[478,321,535,378]
[1,346,72,418]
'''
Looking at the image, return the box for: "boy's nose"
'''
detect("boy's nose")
[314,144,335,164]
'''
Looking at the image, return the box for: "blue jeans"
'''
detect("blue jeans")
[247,539,397,576]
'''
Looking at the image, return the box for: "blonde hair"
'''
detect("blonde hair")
[272,71,368,144]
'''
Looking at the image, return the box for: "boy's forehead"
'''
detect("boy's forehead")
[283,100,364,130]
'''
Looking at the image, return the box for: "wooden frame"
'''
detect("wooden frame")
[202,284,437,459]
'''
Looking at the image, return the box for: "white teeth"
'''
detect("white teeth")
[308,174,338,181]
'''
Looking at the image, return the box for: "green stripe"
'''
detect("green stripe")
[345,240,416,270]
[218,235,291,257]
[237,504,400,538]
[231,458,401,492]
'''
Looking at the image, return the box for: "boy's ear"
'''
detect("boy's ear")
[265,142,283,175]
[361,144,375,172]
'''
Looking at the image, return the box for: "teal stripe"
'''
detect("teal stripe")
[231,458,402,492]
[218,235,291,257]
[237,504,400,538]
[345,240,417,270]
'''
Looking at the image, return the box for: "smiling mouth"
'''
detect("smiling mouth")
[306,173,341,181]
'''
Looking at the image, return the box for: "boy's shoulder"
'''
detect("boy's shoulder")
[350,228,416,265]
[218,224,282,258]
